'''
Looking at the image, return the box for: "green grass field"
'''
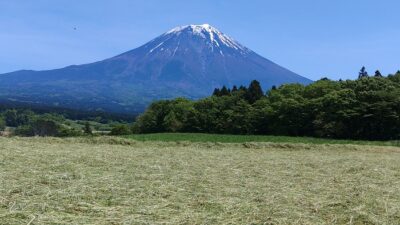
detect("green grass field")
[125,133,400,147]
[1,137,400,224]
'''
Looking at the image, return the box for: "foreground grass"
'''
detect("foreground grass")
[1,137,400,224]
[125,133,400,147]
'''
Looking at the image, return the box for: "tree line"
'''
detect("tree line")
[0,108,131,137]
[134,69,400,140]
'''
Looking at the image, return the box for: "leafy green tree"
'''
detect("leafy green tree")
[193,97,221,133]
[3,109,33,127]
[163,111,182,132]
[249,98,273,134]
[303,79,340,99]
[134,98,193,133]
[33,119,60,136]
[227,99,252,134]
[134,101,170,133]
[15,118,60,137]
[312,89,357,138]
[3,109,17,126]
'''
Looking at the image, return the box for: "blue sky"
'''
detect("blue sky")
[1,0,399,80]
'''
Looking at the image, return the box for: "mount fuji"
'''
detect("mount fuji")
[0,24,312,113]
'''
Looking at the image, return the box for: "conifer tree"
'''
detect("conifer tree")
[232,85,238,93]
[246,80,264,104]
[220,86,230,96]
[374,70,383,77]
[358,66,369,79]
[238,85,247,92]
[212,88,221,96]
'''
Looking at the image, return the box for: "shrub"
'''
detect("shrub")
[59,127,83,137]
[83,121,93,135]
[110,124,132,135]
[0,117,5,131]
[15,118,64,137]
[14,125,35,136]
[32,119,61,136]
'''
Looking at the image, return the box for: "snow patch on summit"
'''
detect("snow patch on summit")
[165,24,250,54]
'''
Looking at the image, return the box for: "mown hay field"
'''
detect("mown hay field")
[1,137,400,224]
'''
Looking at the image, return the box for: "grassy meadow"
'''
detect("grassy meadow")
[125,133,400,147]
[1,136,400,224]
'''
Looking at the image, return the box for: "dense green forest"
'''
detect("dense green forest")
[134,69,400,140]
[2,68,400,140]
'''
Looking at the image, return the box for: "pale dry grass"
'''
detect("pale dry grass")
[1,137,400,224]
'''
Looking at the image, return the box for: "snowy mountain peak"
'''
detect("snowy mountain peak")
[165,24,250,53]
[166,24,214,34]
[0,23,311,113]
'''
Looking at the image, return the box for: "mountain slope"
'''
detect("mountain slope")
[0,24,312,113]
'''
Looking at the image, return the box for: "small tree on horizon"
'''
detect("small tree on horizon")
[374,70,383,77]
[220,86,230,96]
[238,85,247,92]
[212,88,221,97]
[358,66,369,79]
[83,121,92,135]
[232,85,238,93]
